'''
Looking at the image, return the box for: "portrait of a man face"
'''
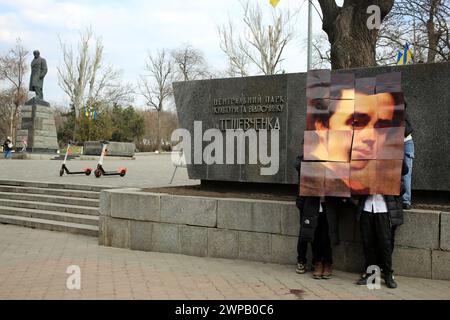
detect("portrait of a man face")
[300,70,405,197]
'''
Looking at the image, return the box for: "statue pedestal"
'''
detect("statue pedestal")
[16,98,58,153]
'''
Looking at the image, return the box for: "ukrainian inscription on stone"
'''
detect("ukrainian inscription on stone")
[212,95,286,131]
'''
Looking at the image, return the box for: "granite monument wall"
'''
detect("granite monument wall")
[173,62,450,191]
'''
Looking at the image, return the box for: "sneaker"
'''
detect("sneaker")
[356,273,370,286]
[384,272,397,289]
[322,263,333,279]
[312,262,323,279]
[403,204,412,210]
[295,262,307,274]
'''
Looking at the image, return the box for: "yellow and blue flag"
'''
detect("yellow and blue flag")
[270,0,280,8]
[84,106,97,120]
[397,43,413,65]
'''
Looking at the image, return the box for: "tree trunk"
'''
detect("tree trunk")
[426,0,440,63]
[73,115,78,143]
[319,0,394,70]
[9,111,14,141]
[156,110,161,152]
[12,103,20,144]
[329,29,377,69]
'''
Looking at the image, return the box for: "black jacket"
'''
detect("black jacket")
[355,160,409,227]
[405,112,413,138]
[296,195,354,244]
[356,195,404,226]
[295,156,354,244]
[2,140,12,151]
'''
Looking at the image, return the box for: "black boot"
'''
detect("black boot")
[356,273,370,286]
[384,272,397,289]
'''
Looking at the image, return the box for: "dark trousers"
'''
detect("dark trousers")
[391,225,398,252]
[297,239,308,264]
[312,210,332,264]
[297,209,333,265]
[360,212,393,274]
[377,225,397,273]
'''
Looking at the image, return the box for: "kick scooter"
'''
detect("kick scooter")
[94,141,127,178]
[59,142,92,176]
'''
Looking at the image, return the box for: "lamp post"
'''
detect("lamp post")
[307,0,313,70]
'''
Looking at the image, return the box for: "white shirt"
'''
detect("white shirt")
[404,134,413,142]
[319,197,325,213]
[363,195,388,213]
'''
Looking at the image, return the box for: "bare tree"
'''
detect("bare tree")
[218,0,298,76]
[139,49,173,151]
[57,27,134,141]
[88,64,135,109]
[171,44,210,81]
[218,20,251,77]
[309,32,332,69]
[0,90,15,140]
[138,110,179,151]
[378,0,449,64]
[318,0,395,69]
[0,39,29,142]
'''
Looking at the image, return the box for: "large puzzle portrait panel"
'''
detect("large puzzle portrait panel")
[299,70,405,197]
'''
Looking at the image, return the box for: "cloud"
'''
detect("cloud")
[0,0,325,106]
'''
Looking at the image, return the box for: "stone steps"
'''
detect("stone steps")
[0,206,98,226]
[0,180,108,237]
[0,179,108,193]
[0,185,100,199]
[0,214,98,237]
[0,191,99,208]
[0,199,98,216]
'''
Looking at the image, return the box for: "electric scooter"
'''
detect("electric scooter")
[59,142,92,177]
[94,141,127,178]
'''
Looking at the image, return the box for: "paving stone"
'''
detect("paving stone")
[207,229,239,259]
[395,210,440,249]
[393,246,432,279]
[160,195,216,227]
[217,199,252,231]
[432,250,450,280]
[271,235,297,264]
[151,223,180,254]
[111,191,160,222]
[218,199,283,233]
[104,217,129,249]
[98,216,107,245]
[280,203,299,236]
[238,231,272,263]
[252,202,283,234]
[130,220,153,252]
[180,225,208,257]
[440,212,450,251]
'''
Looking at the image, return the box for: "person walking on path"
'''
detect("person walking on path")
[2,137,13,159]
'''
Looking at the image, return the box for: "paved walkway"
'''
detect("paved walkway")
[1,155,449,300]
[0,153,196,188]
[1,224,449,300]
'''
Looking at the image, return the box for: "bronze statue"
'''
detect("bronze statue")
[29,50,48,101]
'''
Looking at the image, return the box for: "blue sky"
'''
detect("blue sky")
[0,0,325,108]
